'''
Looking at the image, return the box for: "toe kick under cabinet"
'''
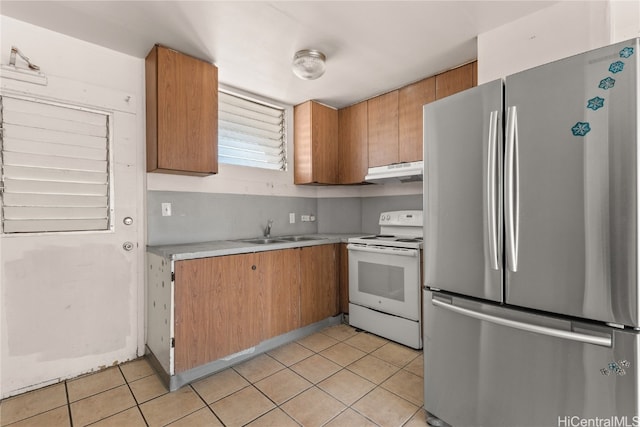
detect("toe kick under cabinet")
[146,244,339,390]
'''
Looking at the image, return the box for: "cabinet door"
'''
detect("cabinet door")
[338,243,349,314]
[294,101,338,184]
[399,77,435,162]
[435,62,476,100]
[174,254,262,372]
[261,249,301,337]
[368,91,399,167]
[338,101,368,184]
[300,244,339,326]
[146,45,218,175]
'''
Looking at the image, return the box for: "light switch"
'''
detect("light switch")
[289,212,296,224]
[161,202,172,217]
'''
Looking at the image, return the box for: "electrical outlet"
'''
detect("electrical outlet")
[289,212,296,224]
[301,215,310,222]
[161,202,172,217]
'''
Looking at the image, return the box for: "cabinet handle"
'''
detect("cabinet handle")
[251,265,257,270]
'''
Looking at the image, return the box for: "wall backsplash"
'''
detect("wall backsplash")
[147,192,318,245]
[147,191,423,246]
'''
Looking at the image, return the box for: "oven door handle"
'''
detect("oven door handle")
[347,243,419,257]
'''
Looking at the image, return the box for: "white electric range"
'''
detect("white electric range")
[347,210,423,349]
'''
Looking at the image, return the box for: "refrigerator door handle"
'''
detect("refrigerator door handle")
[505,105,519,272]
[432,298,612,347]
[487,110,500,270]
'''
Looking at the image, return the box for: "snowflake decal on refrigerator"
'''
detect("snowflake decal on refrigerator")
[620,47,634,58]
[586,96,605,111]
[571,122,591,136]
[608,61,625,74]
[598,77,616,90]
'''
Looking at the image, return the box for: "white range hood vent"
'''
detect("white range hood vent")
[364,161,423,184]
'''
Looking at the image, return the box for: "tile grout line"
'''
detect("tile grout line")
[117,364,151,427]
[283,330,392,427]
[64,380,74,427]
[187,383,227,426]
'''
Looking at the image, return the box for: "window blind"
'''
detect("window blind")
[0,95,111,233]
[218,91,286,171]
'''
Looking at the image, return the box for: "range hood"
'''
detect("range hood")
[364,161,424,184]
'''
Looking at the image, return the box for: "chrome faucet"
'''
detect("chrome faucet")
[264,220,273,238]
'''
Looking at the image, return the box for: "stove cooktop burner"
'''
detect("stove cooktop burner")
[361,235,422,242]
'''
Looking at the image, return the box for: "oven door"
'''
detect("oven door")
[347,243,421,320]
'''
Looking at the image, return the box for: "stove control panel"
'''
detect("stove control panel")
[379,210,423,226]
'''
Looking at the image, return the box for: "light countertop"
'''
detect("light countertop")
[147,233,363,261]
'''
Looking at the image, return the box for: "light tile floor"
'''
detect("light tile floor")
[0,324,427,427]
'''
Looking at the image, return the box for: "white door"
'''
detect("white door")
[0,76,143,397]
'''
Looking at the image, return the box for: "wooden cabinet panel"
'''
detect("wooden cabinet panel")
[300,244,339,326]
[262,249,301,337]
[338,101,368,184]
[146,44,218,175]
[162,243,341,375]
[472,61,478,87]
[294,101,338,184]
[367,91,399,168]
[435,62,476,100]
[173,254,262,372]
[398,77,435,162]
[338,243,349,314]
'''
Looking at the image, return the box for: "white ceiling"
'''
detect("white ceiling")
[0,1,557,108]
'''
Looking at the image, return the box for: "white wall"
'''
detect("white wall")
[610,0,640,41]
[0,16,145,397]
[477,1,612,84]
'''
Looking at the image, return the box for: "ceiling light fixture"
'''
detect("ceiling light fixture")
[292,49,326,80]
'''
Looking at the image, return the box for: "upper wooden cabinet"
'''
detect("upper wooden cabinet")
[398,76,436,163]
[367,90,399,168]
[145,44,218,176]
[435,62,476,100]
[338,101,368,184]
[293,61,476,185]
[293,101,339,184]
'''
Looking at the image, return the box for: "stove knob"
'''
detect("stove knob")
[386,214,391,221]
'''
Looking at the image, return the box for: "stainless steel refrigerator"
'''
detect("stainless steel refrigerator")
[423,38,640,427]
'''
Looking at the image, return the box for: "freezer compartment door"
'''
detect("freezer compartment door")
[504,38,639,326]
[424,79,503,302]
[424,291,640,427]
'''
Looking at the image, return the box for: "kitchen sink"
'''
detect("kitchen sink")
[240,238,287,245]
[239,236,325,244]
[279,236,325,242]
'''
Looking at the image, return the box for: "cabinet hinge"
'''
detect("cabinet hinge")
[171,337,175,348]
[171,272,175,282]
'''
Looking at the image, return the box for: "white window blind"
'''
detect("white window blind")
[0,95,111,233]
[218,91,286,171]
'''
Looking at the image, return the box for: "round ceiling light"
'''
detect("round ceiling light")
[292,49,326,80]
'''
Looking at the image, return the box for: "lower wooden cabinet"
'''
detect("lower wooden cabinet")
[338,243,349,314]
[300,244,339,326]
[161,244,338,374]
[174,253,264,372]
[263,249,301,337]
